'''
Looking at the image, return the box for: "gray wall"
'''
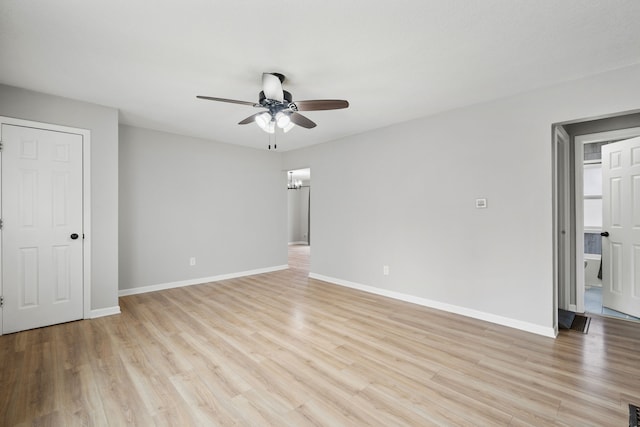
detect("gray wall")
[5,62,640,333]
[288,184,310,244]
[119,125,287,290]
[0,84,119,311]
[283,63,640,332]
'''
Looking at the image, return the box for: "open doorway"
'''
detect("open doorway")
[554,111,640,327]
[575,129,640,321]
[287,168,311,266]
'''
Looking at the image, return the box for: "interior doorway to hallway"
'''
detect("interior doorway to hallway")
[554,111,640,327]
[287,168,311,246]
[576,130,640,321]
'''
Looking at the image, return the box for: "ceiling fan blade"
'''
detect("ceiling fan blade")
[262,73,284,102]
[238,112,263,125]
[290,112,317,129]
[197,96,256,106]
[293,99,349,111]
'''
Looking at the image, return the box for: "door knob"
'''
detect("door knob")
[70,233,79,240]
[600,231,609,237]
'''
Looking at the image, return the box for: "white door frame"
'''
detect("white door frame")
[574,127,640,314]
[0,116,91,335]
[553,125,571,318]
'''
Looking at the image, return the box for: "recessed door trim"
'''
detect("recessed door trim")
[0,116,91,335]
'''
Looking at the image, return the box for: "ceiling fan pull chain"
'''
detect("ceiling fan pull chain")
[268,130,277,150]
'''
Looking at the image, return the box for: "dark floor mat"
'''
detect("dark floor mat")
[558,309,576,329]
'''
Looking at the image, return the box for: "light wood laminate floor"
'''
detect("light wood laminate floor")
[1,245,639,426]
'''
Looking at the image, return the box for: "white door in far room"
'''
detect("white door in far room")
[601,136,640,318]
[1,123,84,334]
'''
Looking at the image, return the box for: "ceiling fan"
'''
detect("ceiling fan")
[197,73,349,135]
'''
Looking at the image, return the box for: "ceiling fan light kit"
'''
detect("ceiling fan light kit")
[197,72,349,146]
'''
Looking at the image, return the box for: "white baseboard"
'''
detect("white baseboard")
[288,241,309,245]
[89,306,121,319]
[118,265,289,297]
[309,273,557,339]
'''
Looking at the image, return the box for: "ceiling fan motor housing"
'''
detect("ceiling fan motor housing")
[259,90,294,114]
[259,90,292,103]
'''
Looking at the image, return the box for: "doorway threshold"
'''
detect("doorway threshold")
[585,287,640,321]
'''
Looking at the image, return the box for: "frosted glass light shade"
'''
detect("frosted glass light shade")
[275,112,290,128]
[255,112,271,129]
[266,120,275,134]
[283,122,295,133]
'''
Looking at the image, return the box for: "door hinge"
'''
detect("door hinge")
[0,296,3,308]
[0,219,3,230]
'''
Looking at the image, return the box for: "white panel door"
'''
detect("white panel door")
[2,124,84,333]
[601,136,640,318]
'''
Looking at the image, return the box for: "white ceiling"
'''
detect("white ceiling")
[1,1,640,151]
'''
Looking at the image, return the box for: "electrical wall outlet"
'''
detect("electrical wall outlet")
[383,265,389,276]
[189,257,196,266]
